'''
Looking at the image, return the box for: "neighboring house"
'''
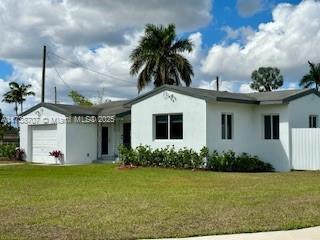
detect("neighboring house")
[0,131,19,145]
[20,85,320,171]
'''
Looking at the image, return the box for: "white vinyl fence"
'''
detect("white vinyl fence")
[292,128,320,170]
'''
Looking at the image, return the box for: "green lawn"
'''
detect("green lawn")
[0,164,319,240]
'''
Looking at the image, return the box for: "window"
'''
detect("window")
[309,115,318,128]
[170,114,183,139]
[155,114,183,139]
[221,113,233,140]
[264,114,279,140]
[155,115,168,139]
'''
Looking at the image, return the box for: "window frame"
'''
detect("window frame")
[263,114,280,140]
[309,115,318,128]
[154,113,183,140]
[221,113,233,140]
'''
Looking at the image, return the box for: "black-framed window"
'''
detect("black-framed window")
[155,114,183,139]
[155,115,168,139]
[221,113,233,140]
[170,114,183,139]
[309,115,318,128]
[264,114,279,140]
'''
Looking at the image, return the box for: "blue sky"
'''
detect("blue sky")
[0,0,302,80]
[1,0,320,114]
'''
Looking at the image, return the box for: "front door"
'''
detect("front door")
[101,127,108,155]
[123,123,131,148]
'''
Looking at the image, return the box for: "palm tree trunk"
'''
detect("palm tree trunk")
[14,102,18,116]
[20,103,23,113]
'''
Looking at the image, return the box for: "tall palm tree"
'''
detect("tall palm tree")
[130,24,194,92]
[299,61,320,91]
[2,82,35,115]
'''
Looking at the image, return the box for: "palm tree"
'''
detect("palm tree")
[130,24,194,92]
[2,82,35,115]
[299,61,320,91]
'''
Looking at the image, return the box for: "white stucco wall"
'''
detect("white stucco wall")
[20,106,98,164]
[251,104,290,171]
[206,102,255,153]
[288,93,320,128]
[131,90,207,151]
[206,102,290,171]
[65,123,97,164]
[20,107,67,163]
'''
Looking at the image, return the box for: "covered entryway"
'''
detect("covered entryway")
[292,128,320,170]
[31,124,58,164]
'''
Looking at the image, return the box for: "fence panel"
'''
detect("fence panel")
[292,128,320,170]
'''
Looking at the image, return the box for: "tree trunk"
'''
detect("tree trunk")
[14,102,18,116]
[20,103,23,113]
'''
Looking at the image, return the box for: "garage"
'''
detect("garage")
[31,124,58,164]
[20,103,100,164]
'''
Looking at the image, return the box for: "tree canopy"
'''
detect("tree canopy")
[68,90,93,107]
[299,61,320,91]
[250,67,284,92]
[130,24,194,92]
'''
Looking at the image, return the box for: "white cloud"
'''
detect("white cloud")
[0,0,213,115]
[198,78,237,92]
[202,0,320,86]
[222,26,255,44]
[0,0,212,65]
[239,83,255,93]
[237,0,264,17]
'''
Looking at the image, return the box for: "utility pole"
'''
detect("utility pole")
[54,86,57,104]
[216,76,220,92]
[41,45,46,103]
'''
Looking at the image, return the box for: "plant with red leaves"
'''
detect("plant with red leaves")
[49,150,63,159]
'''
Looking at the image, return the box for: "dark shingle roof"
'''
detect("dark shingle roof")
[125,85,320,106]
[246,89,313,103]
[20,86,320,117]
[95,100,130,116]
[20,101,130,117]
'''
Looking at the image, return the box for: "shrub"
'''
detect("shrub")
[0,145,16,159]
[118,145,274,172]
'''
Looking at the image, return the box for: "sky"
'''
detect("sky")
[0,0,319,115]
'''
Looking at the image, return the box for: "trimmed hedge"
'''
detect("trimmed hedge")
[118,145,274,172]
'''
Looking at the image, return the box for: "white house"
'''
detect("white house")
[20,85,320,171]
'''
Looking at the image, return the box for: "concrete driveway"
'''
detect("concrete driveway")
[159,226,320,240]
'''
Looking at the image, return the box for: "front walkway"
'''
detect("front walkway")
[159,226,320,240]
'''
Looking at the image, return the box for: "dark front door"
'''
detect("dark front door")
[101,127,108,155]
[123,123,131,148]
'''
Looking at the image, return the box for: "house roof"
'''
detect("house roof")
[95,100,130,117]
[125,85,320,106]
[20,86,320,117]
[20,101,130,117]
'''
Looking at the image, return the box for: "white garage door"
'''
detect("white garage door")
[32,125,58,164]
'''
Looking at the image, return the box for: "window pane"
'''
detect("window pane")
[170,114,183,139]
[310,116,317,128]
[227,114,232,139]
[272,115,279,139]
[264,115,271,139]
[155,115,168,139]
[221,114,226,139]
[309,116,313,128]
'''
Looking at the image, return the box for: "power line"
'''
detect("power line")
[47,51,133,85]
[47,54,73,91]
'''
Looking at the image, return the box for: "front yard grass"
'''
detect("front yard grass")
[0,164,319,239]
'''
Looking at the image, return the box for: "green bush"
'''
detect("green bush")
[0,144,17,159]
[118,145,274,172]
[207,150,274,172]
